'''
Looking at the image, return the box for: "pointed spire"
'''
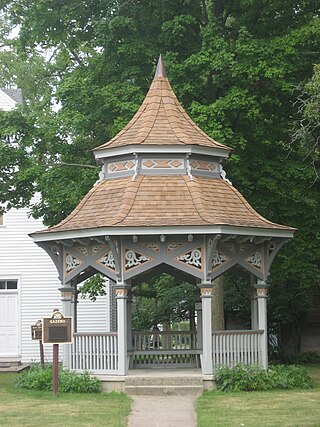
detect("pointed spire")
[155,54,167,78]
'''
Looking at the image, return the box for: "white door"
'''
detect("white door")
[0,293,19,356]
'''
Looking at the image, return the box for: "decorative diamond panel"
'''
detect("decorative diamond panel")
[141,159,184,170]
[108,160,136,173]
[190,160,217,171]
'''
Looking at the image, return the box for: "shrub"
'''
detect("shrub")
[15,364,102,393]
[215,363,313,392]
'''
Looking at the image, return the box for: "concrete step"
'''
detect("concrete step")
[124,385,203,396]
[125,376,203,387]
[0,360,21,368]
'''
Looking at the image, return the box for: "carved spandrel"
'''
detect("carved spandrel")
[177,248,202,270]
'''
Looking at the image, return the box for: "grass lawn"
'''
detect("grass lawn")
[0,373,131,427]
[196,365,320,427]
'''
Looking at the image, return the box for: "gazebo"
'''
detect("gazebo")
[31,56,295,380]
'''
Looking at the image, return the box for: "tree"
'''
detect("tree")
[0,1,319,349]
[132,275,197,331]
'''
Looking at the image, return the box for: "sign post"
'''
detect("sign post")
[42,309,73,396]
[31,320,44,366]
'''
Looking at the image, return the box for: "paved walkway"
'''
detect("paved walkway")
[128,395,197,427]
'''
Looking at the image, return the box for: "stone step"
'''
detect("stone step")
[124,385,203,396]
[125,376,203,387]
[0,360,21,368]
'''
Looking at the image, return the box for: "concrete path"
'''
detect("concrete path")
[128,395,197,427]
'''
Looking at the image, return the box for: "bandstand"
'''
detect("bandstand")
[31,56,295,383]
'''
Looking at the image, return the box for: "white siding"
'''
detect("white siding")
[0,207,111,363]
[0,90,16,111]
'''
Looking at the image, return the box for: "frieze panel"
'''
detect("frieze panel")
[177,248,202,270]
[190,159,217,172]
[92,245,104,255]
[97,251,116,271]
[125,249,151,270]
[141,158,184,170]
[245,251,262,269]
[141,243,160,253]
[65,253,81,274]
[107,160,136,173]
[167,243,183,252]
[74,245,88,256]
[212,250,229,268]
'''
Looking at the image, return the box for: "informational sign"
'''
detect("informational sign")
[42,310,72,344]
[31,320,43,340]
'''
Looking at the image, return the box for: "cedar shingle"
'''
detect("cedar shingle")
[39,175,294,233]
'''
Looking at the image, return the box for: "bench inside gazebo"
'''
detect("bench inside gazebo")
[31,56,295,386]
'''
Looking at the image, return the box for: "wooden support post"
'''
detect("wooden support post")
[199,282,213,375]
[52,344,59,396]
[39,340,44,366]
[59,285,74,369]
[255,280,268,369]
[116,284,129,375]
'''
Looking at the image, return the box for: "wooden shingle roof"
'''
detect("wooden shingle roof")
[40,175,293,233]
[94,56,231,153]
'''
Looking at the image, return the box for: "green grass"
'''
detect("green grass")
[196,365,320,427]
[0,373,131,427]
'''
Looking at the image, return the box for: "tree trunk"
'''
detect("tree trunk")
[212,275,225,330]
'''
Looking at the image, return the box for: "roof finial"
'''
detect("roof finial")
[155,54,167,78]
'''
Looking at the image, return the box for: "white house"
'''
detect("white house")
[0,89,114,366]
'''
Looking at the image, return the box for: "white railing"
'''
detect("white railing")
[71,333,118,372]
[212,330,263,368]
[132,331,199,368]
[133,330,197,351]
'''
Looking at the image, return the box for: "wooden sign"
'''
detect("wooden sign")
[42,310,72,344]
[31,320,43,340]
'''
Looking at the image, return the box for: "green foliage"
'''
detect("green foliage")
[272,351,320,366]
[0,0,319,343]
[132,274,196,330]
[15,364,101,393]
[215,364,313,392]
[79,274,106,302]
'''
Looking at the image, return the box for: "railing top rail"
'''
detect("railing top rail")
[133,330,197,335]
[73,332,118,337]
[212,330,263,335]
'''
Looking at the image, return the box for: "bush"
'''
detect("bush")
[15,364,102,393]
[273,352,320,365]
[215,363,313,392]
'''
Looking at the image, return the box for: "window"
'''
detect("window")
[0,214,3,226]
[0,280,18,290]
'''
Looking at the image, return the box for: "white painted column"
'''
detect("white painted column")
[127,290,133,352]
[250,288,258,330]
[199,283,213,375]
[59,286,74,369]
[255,280,268,369]
[195,302,203,350]
[115,283,129,375]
